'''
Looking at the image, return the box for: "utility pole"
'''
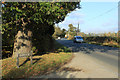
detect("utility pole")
[77,22,80,36]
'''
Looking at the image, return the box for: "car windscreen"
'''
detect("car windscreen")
[76,37,82,39]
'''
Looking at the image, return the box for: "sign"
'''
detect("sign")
[16,51,33,68]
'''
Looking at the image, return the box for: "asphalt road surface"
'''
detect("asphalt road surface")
[57,40,119,77]
[33,39,119,78]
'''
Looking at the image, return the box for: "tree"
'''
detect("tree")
[2,2,80,57]
[52,25,62,38]
[68,24,77,39]
[61,28,67,38]
[53,26,67,38]
[78,32,85,37]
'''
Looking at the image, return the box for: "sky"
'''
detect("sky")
[56,1,119,34]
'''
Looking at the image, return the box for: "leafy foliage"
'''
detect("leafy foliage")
[53,25,67,38]
[2,2,80,55]
[2,2,80,31]
[67,24,77,39]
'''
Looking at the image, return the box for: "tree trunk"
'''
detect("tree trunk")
[12,29,32,58]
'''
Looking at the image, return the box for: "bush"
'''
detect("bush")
[57,47,71,53]
[83,36,120,47]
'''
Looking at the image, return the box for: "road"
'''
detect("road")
[57,40,119,77]
[33,40,119,78]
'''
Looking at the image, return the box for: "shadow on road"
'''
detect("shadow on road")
[57,40,119,54]
[34,66,82,78]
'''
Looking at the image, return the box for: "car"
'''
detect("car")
[73,36,84,43]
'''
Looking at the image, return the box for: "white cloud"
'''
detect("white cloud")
[57,10,85,30]
[58,18,84,29]
[68,10,85,19]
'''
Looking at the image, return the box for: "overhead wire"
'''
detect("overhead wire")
[79,4,120,33]
[86,4,120,23]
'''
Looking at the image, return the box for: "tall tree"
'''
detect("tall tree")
[68,24,77,37]
[2,2,80,57]
[52,25,62,38]
[61,28,67,38]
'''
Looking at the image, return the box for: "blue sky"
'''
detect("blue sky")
[56,2,119,34]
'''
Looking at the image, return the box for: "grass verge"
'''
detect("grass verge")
[53,41,72,53]
[86,41,120,48]
[2,52,73,78]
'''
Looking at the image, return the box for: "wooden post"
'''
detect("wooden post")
[16,51,33,68]
[30,55,32,65]
[16,54,19,68]
[30,51,33,65]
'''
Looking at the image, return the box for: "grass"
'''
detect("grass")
[86,41,120,48]
[2,40,73,78]
[102,41,120,48]
[83,36,120,48]
[2,52,73,78]
[54,41,64,49]
[54,41,72,53]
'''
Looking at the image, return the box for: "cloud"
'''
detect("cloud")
[59,11,85,25]
[57,10,85,30]
[58,18,84,30]
[62,18,84,25]
[55,8,86,30]
[68,11,85,19]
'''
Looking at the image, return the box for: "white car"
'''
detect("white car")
[73,36,84,43]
